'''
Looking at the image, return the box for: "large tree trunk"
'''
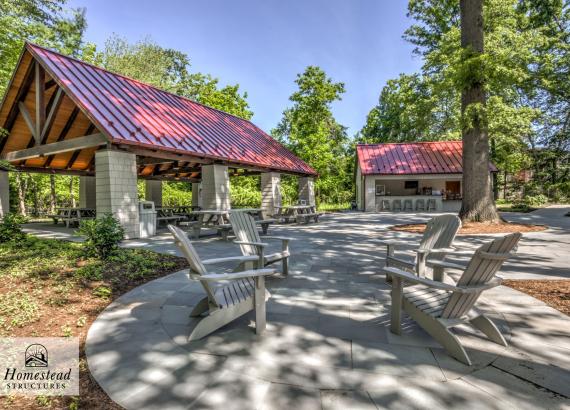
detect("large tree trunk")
[31,177,39,216]
[69,176,76,208]
[49,175,56,214]
[458,0,500,222]
[15,173,28,216]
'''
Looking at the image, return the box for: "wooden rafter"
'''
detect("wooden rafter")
[2,133,107,161]
[0,60,36,154]
[40,87,64,143]
[17,101,37,141]
[13,165,94,176]
[65,123,96,169]
[35,63,45,144]
[43,107,79,167]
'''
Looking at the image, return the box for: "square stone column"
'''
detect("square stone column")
[0,171,9,217]
[95,150,140,239]
[201,164,230,210]
[145,180,162,207]
[298,177,315,206]
[192,182,202,208]
[79,176,96,209]
[261,172,281,217]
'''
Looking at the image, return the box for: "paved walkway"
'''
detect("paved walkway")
[79,211,570,409]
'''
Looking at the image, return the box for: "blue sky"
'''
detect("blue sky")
[68,0,422,136]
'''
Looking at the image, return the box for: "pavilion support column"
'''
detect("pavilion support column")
[79,176,96,209]
[201,164,230,210]
[0,171,9,217]
[145,180,162,207]
[298,177,315,206]
[261,172,281,218]
[192,182,202,209]
[95,150,140,239]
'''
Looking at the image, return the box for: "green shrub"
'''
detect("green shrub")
[524,194,548,207]
[0,213,27,243]
[78,214,124,259]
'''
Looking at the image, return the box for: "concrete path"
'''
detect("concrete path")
[83,212,570,410]
[25,206,570,279]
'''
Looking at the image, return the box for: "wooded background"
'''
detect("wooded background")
[1,0,569,216]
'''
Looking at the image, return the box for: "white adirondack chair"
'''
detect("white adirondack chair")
[229,211,291,275]
[168,225,276,341]
[384,232,521,365]
[383,214,462,277]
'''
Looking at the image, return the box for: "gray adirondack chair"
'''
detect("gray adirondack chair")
[384,232,521,365]
[168,225,276,341]
[230,211,291,275]
[383,214,462,277]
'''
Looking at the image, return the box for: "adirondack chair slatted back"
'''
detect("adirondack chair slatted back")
[419,214,462,258]
[230,211,261,256]
[168,225,218,304]
[441,232,521,319]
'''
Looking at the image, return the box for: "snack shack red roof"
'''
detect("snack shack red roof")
[357,141,498,176]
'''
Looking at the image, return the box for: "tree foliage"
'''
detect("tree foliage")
[360,0,570,193]
[97,35,253,120]
[0,0,95,97]
[272,66,352,204]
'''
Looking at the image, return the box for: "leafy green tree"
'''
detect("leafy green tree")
[0,1,95,96]
[272,66,352,204]
[361,0,569,208]
[97,36,253,120]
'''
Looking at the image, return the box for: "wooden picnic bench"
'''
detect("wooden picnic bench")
[184,209,274,240]
[46,208,96,228]
[156,208,183,226]
[276,205,322,224]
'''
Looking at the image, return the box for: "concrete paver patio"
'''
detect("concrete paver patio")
[72,209,570,409]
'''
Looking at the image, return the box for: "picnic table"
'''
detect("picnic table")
[180,208,275,240]
[273,205,321,224]
[46,208,96,228]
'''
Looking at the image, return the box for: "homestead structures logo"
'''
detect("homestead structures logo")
[1,337,79,396]
[25,344,48,367]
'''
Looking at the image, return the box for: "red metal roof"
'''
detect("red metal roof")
[27,43,316,176]
[357,141,498,175]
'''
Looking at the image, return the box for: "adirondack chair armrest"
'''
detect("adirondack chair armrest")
[416,247,456,255]
[199,268,276,281]
[425,247,476,256]
[233,240,268,248]
[384,266,495,294]
[264,236,291,252]
[379,240,419,249]
[263,236,293,242]
[202,255,259,265]
[383,267,460,292]
[426,260,467,271]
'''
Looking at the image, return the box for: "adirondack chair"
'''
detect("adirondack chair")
[229,211,291,275]
[384,233,521,365]
[168,225,276,341]
[383,214,462,278]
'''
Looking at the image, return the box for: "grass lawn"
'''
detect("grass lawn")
[0,236,186,409]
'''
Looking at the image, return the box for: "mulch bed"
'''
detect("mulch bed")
[504,280,570,316]
[390,221,547,235]
[0,239,187,410]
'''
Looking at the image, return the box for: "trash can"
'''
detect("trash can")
[139,201,157,238]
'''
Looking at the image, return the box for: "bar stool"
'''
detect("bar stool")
[427,198,437,212]
[415,199,425,211]
[403,199,413,211]
[381,199,391,211]
[392,199,402,212]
